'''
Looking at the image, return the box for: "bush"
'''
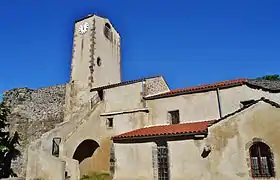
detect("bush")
[0,102,20,178]
[80,172,111,180]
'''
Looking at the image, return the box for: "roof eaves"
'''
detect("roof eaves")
[112,120,212,141]
[260,97,280,108]
[112,130,208,142]
[211,97,280,126]
[245,81,280,93]
[144,82,245,100]
[90,75,162,92]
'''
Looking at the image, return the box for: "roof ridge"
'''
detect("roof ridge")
[245,80,280,93]
[211,97,280,126]
[145,78,248,99]
[143,120,215,128]
[171,78,248,92]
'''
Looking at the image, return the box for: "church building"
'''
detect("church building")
[22,14,280,180]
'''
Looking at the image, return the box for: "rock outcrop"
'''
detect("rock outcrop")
[2,84,66,177]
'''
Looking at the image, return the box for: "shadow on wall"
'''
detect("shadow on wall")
[72,139,100,164]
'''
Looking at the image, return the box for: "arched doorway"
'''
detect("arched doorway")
[72,139,100,164]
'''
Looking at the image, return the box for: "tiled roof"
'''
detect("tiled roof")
[144,78,248,99]
[112,120,215,140]
[112,97,280,142]
[90,75,162,92]
[246,79,280,92]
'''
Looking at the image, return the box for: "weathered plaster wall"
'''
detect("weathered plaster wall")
[3,85,66,177]
[62,102,111,176]
[63,96,149,177]
[147,90,220,125]
[92,16,121,88]
[168,140,211,180]
[111,111,149,135]
[71,15,121,89]
[103,76,170,114]
[26,148,66,180]
[147,85,280,126]
[24,85,101,180]
[219,85,280,116]
[114,142,154,180]
[104,82,143,112]
[169,102,280,180]
[64,81,95,122]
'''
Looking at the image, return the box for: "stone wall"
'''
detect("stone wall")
[145,76,169,96]
[2,84,66,178]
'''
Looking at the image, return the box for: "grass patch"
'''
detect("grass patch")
[80,172,111,180]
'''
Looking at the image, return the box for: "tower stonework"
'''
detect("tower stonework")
[70,15,121,89]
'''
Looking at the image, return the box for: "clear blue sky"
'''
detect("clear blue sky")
[0,0,279,96]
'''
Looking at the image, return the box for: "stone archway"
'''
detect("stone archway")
[72,139,100,164]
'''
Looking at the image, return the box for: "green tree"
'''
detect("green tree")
[0,102,20,178]
[257,74,280,81]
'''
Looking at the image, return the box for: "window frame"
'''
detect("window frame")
[167,110,180,124]
[52,137,61,157]
[157,141,170,180]
[249,142,275,178]
[107,117,113,128]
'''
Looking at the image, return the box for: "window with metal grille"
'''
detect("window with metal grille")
[110,144,115,176]
[249,142,275,178]
[157,141,169,180]
[52,137,61,157]
[168,110,180,124]
[152,143,158,180]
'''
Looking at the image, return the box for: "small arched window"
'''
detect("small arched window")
[104,22,112,41]
[249,142,275,178]
[105,22,111,29]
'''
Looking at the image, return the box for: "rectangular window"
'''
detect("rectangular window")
[107,118,113,128]
[52,137,61,157]
[98,90,104,101]
[168,110,180,124]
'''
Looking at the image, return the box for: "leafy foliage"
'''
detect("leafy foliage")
[0,102,20,178]
[257,74,280,81]
[80,172,111,180]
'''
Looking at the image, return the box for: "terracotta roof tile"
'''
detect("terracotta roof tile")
[113,98,280,141]
[112,120,215,140]
[145,78,248,99]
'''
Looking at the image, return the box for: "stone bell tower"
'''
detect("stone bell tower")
[70,14,121,88]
